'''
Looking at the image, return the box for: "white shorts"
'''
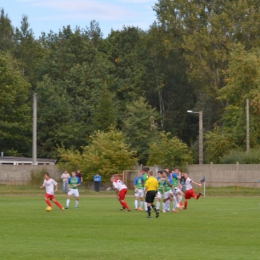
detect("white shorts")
[156,191,162,199]
[163,190,173,199]
[68,188,79,197]
[135,189,144,197]
[173,187,181,195]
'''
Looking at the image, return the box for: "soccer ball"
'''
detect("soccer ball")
[46,206,52,212]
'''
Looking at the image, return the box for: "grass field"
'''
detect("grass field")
[0,189,260,260]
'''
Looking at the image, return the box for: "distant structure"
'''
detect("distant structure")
[0,156,56,165]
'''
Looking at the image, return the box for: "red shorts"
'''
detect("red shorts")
[185,189,196,200]
[45,193,55,200]
[118,189,127,200]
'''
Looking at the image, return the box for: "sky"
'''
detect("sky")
[0,0,158,38]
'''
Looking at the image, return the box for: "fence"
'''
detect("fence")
[1,163,260,189]
[0,164,61,185]
[123,163,260,188]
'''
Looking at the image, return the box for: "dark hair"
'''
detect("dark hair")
[158,170,163,174]
[45,173,50,177]
[143,167,149,172]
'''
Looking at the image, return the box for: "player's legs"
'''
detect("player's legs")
[119,189,130,210]
[139,190,144,210]
[52,197,64,209]
[44,194,52,207]
[75,196,79,208]
[66,194,72,208]
[172,195,179,212]
[134,188,139,209]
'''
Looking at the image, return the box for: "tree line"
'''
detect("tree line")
[1,0,260,175]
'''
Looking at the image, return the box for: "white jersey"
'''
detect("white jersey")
[43,178,57,195]
[185,177,193,191]
[113,179,127,191]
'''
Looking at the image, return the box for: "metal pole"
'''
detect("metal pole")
[246,99,250,153]
[33,93,37,165]
[199,111,203,164]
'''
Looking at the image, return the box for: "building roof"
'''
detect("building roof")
[0,156,56,165]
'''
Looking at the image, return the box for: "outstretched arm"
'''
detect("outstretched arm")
[192,181,201,187]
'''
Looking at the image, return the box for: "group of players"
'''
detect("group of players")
[133,167,203,214]
[40,167,203,217]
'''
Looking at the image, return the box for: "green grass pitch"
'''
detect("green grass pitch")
[0,192,260,260]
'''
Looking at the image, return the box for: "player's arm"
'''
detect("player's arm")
[166,179,172,187]
[75,177,81,187]
[192,181,201,187]
[39,185,44,189]
[55,183,58,192]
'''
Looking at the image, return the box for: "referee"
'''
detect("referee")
[144,171,159,218]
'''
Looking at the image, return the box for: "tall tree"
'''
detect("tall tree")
[13,15,45,88]
[0,9,14,52]
[122,97,160,164]
[0,53,31,155]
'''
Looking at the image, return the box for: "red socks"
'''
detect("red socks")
[184,201,188,209]
[54,201,63,209]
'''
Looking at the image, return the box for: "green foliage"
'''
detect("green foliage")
[93,87,116,131]
[204,125,237,163]
[0,52,31,155]
[57,126,137,181]
[147,132,193,168]
[221,148,260,164]
[219,44,260,148]
[30,168,47,185]
[0,9,14,52]
[122,97,160,164]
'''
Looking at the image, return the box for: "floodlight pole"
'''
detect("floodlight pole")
[246,99,250,153]
[33,93,37,165]
[187,110,203,165]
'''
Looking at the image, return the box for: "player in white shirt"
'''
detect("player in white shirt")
[183,172,203,210]
[112,174,131,211]
[40,173,64,210]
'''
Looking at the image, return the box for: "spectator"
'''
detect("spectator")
[60,170,70,193]
[94,173,102,192]
[76,170,83,183]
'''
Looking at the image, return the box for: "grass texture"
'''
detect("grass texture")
[0,191,260,260]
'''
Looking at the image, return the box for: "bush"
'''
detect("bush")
[30,168,47,185]
[221,148,260,164]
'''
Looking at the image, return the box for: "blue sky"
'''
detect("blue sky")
[1,0,158,38]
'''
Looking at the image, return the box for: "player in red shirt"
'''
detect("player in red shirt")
[183,172,203,210]
[112,174,131,211]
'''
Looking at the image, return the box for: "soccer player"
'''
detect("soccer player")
[40,173,64,210]
[65,171,81,209]
[141,167,149,211]
[183,172,203,210]
[144,171,159,218]
[162,171,173,212]
[112,174,131,212]
[171,168,183,211]
[134,171,144,210]
[156,171,165,211]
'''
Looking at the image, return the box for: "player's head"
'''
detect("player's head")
[148,170,153,176]
[157,171,162,178]
[162,171,167,178]
[71,171,76,177]
[138,171,142,177]
[184,172,189,178]
[44,173,50,180]
[143,167,149,173]
[173,167,180,173]
[164,168,169,173]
